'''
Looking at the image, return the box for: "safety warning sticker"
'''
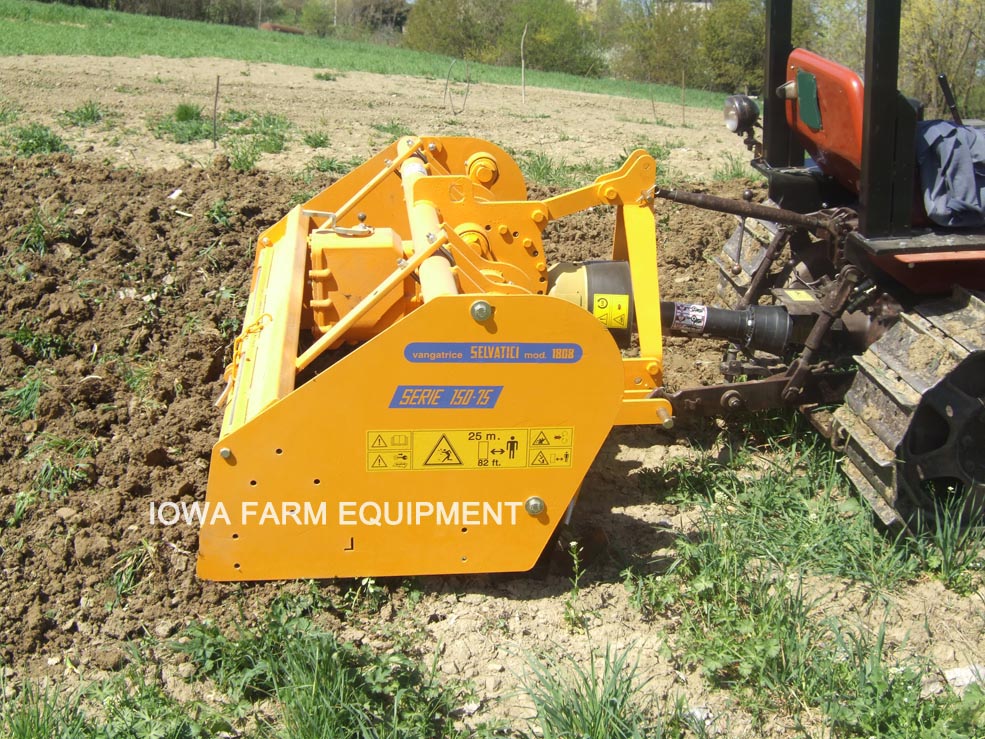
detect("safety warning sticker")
[592,293,630,329]
[366,428,574,471]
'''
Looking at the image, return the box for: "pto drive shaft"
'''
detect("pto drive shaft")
[660,301,791,356]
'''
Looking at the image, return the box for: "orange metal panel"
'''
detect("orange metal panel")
[199,295,625,580]
[786,48,865,193]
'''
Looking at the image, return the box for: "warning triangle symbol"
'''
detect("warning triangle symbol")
[612,312,627,327]
[371,434,387,448]
[531,451,549,466]
[372,455,387,468]
[424,434,463,466]
[532,431,550,446]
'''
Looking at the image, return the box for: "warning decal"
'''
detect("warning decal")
[366,428,573,471]
[424,435,463,466]
[592,293,630,329]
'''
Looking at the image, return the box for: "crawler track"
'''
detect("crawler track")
[833,288,985,527]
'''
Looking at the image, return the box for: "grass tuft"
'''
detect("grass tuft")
[61,99,106,127]
[25,433,97,499]
[225,136,261,172]
[713,151,759,181]
[1,368,47,421]
[515,150,606,188]
[110,540,155,605]
[153,102,214,143]
[17,200,71,254]
[302,130,329,148]
[0,680,90,738]
[8,123,70,156]
[3,321,74,360]
[913,491,985,593]
[521,644,656,739]
[371,118,414,139]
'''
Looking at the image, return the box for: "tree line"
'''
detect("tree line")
[40,0,985,116]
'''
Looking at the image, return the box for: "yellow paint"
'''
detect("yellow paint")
[592,293,630,329]
[202,136,675,581]
[784,289,816,301]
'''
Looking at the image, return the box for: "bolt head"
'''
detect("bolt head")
[219,447,232,460]
[470,300,494,322]
[524,496,546,516]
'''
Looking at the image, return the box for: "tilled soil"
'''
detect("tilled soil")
[0,149,740,660]
[2,56,982,738]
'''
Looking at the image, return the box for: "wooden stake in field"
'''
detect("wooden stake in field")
[681,70,686,127]
[213,75,220,149]
[521,23,528,105]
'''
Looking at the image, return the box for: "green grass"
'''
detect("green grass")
[302,129,329,148]
[225,136,261,172]
[60,99,106,127]
[712,151,760,181]
[206,198,232,228]
[1,666,235,738]
[371,118,414,139]
[1,368,46,421]
[25,433,96,499]
[913,491,985,593]
[514,149,608,188]
[623,418,984,732]
[152,102,215,143]
[0,98,17,124]
[522,645,656,739]
[175,590,464,734]
[0,0,723,110]
[110,540,155,604]
[2,321,74,359]
[7,122,70,155]
[16,200,71,254]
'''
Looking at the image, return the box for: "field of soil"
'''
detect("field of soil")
[1,56,983,736]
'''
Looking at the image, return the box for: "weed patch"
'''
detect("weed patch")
[624,419,982,730]
[206,198,233,228]
[307,154,360,176]
[823,624,985,738]
[175,590,463,734]
[16,200,71,254]
[1,368,46,421]
[152,102,215,143]
[302,130,329,148]
[713,151,759,182]
[60,99,106,127]
[371,118,413,139]
[8,123,70,156]
[515,150,606,188]
[913,491,985,593]
[3,321,74,360]
[225,136,261,172]
[521,645,657,738]
[230,113,292,154]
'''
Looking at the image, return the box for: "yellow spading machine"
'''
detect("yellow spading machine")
[199,136,672,580]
